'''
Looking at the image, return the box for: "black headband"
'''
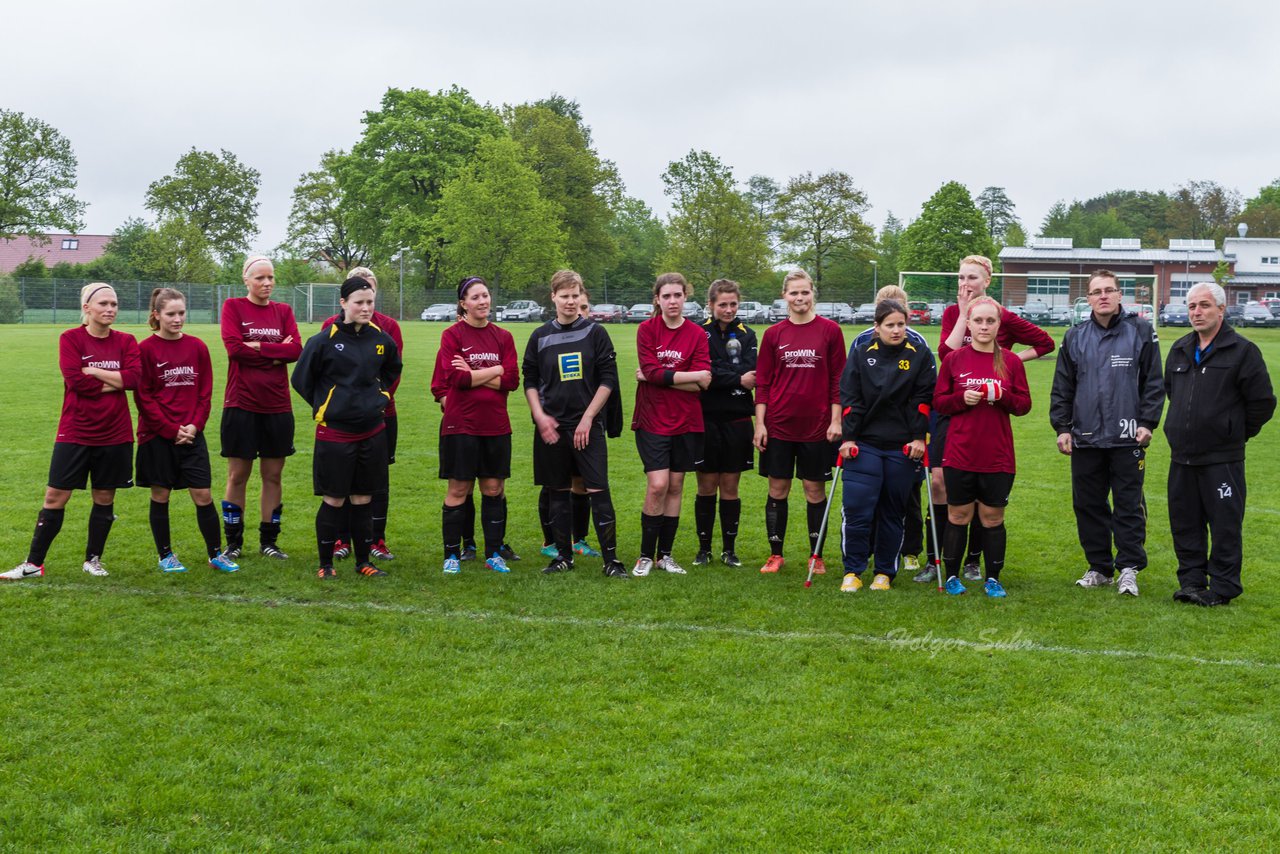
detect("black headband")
[340,277,374,300]
[458,277,486,300]
[85,285,112,304]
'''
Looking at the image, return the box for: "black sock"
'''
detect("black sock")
[149,499,172,558]
[462,492,476,549]
[195,502,222,558]
[370,491,389,542]
[260,504,282,547]
[481,493,505,557]
[316,502,343,567]
[929,503,948,565]
[694,494,716,551]
[942,518,966,579]
[640,512,662,560]
[350,501,373,564]
[719,498,741,552]
[86,502,114,560]
[339,502,353,546]
[658,515,679,558]
[221,500,243,549]
[588,491,618,564]
[27,507,64,565]
[572,491,590,543]
[966,517,983,565]
[442,503,465,558]
[983,522,1006,580]
[807,499,827,556]
[766,497,788,556]
[538,487,554,544]
[547,489,572,560]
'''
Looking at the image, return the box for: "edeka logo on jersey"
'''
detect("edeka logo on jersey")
[558,352,583,381]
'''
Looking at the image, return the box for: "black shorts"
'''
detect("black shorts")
[136,434,213,490]
[758,437,839,483]
[220,407,296,460]
[385,415,398,465]
[314,431,389,497]
[533,423,609,490]
[438,433,512,480]
[943,468,1015,508]
[635,429,704,473]
[697,419,754,473]
[927,414,947,467]
[48,441,134,491]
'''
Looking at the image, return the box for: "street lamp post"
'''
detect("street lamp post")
[397,247,410,320]
[870,259,878,292]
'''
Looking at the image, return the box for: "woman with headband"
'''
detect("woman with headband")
[219,255,301,562]
[3,283,140,580]
[430,276,520,574]
[293,276,402,579]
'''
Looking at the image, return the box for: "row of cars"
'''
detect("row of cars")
[422,299,944,325]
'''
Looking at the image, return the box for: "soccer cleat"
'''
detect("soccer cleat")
[542,557,573,575]
[498,543,522,562]
[573,539,601,558]
[317,565,336,580]
[692,550,713,566]
[602,561,629,579]
[460,544,477,562]
[82,556,109,577]
[370,540,396,561]
[760,555,785,574]
[631,557,653,577]
[1076,570,1113,588]
[260,543,289,560]
[1117,567,1139,597]
[332,539,351,560]
[720,550,743,567]
[0,562,44,580]
[903,554,921,573]
[540,543,559,558]
[840,573,862,593]
[962,560,982,581]
[657,556,687,575]
[984,577,1007,598]
[158,553,188,574]
[355,562,387,577]
[223,544,242,560]
[945,576,966,595]
[913,563,938,584]
[443,555,461,575]
[208,551,240,573]
[485,554,511,573]
[809,557,827,575]
[870,573,893,591]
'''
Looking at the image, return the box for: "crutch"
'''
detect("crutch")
[805,448,850,589]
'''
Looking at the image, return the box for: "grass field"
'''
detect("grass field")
[2,319,1279,850]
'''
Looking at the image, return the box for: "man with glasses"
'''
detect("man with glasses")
[1050,270,1165,595]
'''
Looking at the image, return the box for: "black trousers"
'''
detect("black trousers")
[1167,460,1246,599]
[1071,446,1148,575]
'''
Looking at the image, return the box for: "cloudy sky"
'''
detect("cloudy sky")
[9,0,1279,250]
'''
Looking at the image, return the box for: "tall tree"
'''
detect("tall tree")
[0,109,87,240]
[775,170,874,288]
[1168,180,1242,243]
[601,195,667,293]
[898,181,994,280]
[283,149,370,273]
[145,148,260,258]
[1241,178,1280,238]
[975,186,1020,244]
[132,216,219,283]
[744,174,782,252]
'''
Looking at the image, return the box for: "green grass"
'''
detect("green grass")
[3,320,1280,850]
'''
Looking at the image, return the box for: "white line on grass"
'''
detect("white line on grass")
[11,581,1280,672]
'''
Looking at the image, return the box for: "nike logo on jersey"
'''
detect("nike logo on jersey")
[82,355,92,360]
[156,362,169,368]
[960,371,972,377]
[461,346,473,352]
[242,321,254,326]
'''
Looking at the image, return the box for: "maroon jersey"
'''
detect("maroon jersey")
[56,326,141,445]
[933,346,1032,473]
[938,304,1055,360]
[135,334,213,444]
[755,316,846,442]
[323,310,403,416]
[220,297,301,414]
[632,316,711,435]
[430,320,519,436]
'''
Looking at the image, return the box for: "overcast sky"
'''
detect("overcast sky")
[9,0,1280,251]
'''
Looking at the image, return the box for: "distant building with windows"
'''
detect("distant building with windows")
[0,233,111,274]
[1222,225,1280,302]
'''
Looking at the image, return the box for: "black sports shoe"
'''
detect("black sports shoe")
[602,561,630,579]
[542,558,573,574]
[1173,587,1207,604]
[317,565,336,580]
[720,550,743,567]
[224,543,242,560]
[460,544,478,562]
[260,543,289,560]
[498,543,521,562]
[1175,587,1229,607]
[355,562,387,577]
[692,550,713,566]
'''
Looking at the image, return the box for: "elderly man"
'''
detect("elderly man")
[1051,270,1164,596]
[1164,282,1275,606]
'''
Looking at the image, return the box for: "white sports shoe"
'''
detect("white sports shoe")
[1,561,44,580]
[1117,567,1139,597]
[631,557,653,577]
[82,556,109,577]
[657,556,687,575]
[1075,570,1112,588]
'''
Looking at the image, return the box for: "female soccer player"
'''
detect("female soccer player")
[935,255,1053,580]
[430,276,519,574]
[837,300,936,592]
[3,284,139,580]
[631,272,711,576]
[135,288,238,573]
[694,278,757,567]
[753,269,847,575]
[220,255,301,561]
[292,277,402,579]
[933,296,1032,596]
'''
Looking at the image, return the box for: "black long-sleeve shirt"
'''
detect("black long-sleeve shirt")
[700,317,757,422]
[841,336,936,452]
[522,317,620,429]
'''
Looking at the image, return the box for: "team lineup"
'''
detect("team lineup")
[3,255,1275,604]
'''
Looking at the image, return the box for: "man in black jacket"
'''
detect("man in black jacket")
[1050,270,1164,596]
[1163,282,1275,606]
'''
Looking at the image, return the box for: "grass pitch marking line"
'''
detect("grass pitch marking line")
[11,581,1280,672]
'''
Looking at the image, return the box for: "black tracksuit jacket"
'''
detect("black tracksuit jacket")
[700,317,758,422]
[292,320,402,433]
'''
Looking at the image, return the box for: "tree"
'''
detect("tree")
[601,196,667,293]
[434,136,567,295]
[283,150,370,273]
[145,148,261,258]
[775,171,874,288]
[82,217,150,280]
[898,181,994,280]
[1241,178,1280,238]
[658,150,771,289]
[1168,180,1241,244]
[975,186,1020,244]
[1004,222,1027,248]
[132,217,219,283]
[744,174,782,252]
[0,109,86,240]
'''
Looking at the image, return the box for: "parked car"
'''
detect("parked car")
[1241,303,1276,328]
[1260,297,1280,317]
[682,301,702,320]
[1020,301,1051,324]
[737,301,768,323]
[815,302,852,323]
[768,299,789,322]
[420,303,455,322]
[1048,305,1073,326]
[626,303,653,322]
[499,300,545,322]
[1122,303,1155,322]
[1158,304,1189,327]
[493,304,507,317]
[589,303,624,323]
[1071,297,1091,326]
[833,302,856,323]
[853,303,877,324]
[907,301,932,325]
[1226,304,1245,324]
[927,303,947,324]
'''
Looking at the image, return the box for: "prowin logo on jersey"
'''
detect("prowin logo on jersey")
[779,347,819,368]
[245,327,282,339]
[86,359,121,370]
[655,348,685,364]
[161,365,197,382]
[558,352,583,380]
[467,352,501,365]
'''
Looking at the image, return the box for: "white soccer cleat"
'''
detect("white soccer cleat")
[82,556,109,577]
[1,562,44,580]
[631,557,653,577]
[657,556,687,575]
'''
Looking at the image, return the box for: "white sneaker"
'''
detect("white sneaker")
[1117,567,1139,597]
[1,561,44,580]
[657,556,687,575]
[631,557,653,577]
[82,556,109,577]
[1075,570,1112,588]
